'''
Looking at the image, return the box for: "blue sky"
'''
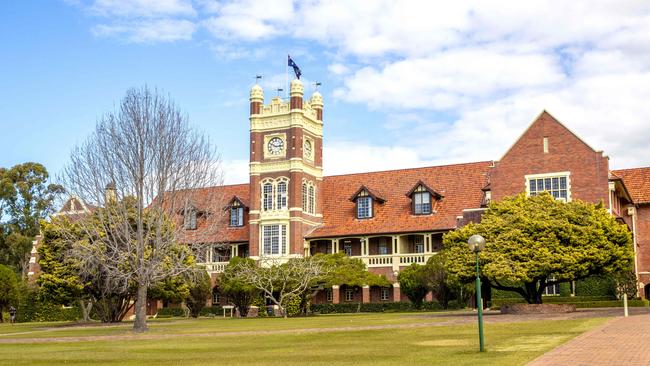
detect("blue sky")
[2,1,650,184]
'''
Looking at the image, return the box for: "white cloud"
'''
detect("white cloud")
[92,19,196,43]
[89,0,196,18]
[221,159,249,185]
[70,0,650,170]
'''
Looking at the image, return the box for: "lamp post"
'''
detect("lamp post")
[468,234,486,352]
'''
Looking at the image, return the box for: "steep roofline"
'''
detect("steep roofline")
[323,160,494,179]
[498,110,602,162]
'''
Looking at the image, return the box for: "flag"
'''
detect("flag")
[288,55,302,79]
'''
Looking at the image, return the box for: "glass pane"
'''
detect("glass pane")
[529,179,536,192]
[560,190,567,199]
[552,177,559,190]
[560,177,567,189]
[544,178,552,191]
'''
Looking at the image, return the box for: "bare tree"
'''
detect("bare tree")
[62,86,224,332]
[230,256,330,317]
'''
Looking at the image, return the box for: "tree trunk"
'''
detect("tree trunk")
[79,299,93,322]
[0,306,3,323]
[133,283,148,332]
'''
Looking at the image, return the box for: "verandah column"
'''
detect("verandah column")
[332,285,340,304]
[393,283,401,302]
[362,285,370,304]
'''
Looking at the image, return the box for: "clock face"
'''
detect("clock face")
[304,140,313,158]
[267,137,284,155]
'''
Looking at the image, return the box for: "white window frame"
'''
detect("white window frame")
[524,172,571,202]
[343,243,352,256]
[276,181,288,210]
[230,206,244,227]
[261,177,290,212]
[302,179,316,215]
[261,224,287,256]
[345,288,354,302]
[357,196,373,219]
[326,289,333,302]
[414,236,424,253]
[543,277,561,296]
[380,287,390,301]
[413,192,431,215]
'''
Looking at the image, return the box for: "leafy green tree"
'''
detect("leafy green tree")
[37,218,93,321]
[612,270,638,299]
[398,263,430,308]
[149,276,190,305]
[221,257,258,317]
[444,192,634,304]
[318,253,391,288]
[0,264,19,322]
[0,163,63,274]
[425,254,456,309]
[186,271,212,318]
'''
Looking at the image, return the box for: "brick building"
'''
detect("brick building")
[169,79,650,304]
[31,79,650,304]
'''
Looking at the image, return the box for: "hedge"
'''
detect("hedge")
[311,301,462,314]
[157,306,225,318]
[492,298,648,308]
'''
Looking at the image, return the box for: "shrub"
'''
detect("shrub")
[311,301,462,314]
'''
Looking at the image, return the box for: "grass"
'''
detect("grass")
[0,312,608,366]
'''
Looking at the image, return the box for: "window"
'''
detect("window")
[378,238,389,255]
[344,243,352,256]
[276,181,287,210]
[413,192,431,214]
[302,181,316,214]
[414,236,424,253]
[380,288,390,301]
[263,183,273,211]
[357,196,373,219]
[262,224,287,255]
[544,277,560,296]
[230,206,244,227]
[326,289,333,302]
[308,185,315,214]
[345,288,354,302]
[213,290,220,305]
[528,173,569,201]
[184,207,197,230]
[302,182,308,212]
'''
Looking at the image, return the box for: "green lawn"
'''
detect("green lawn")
[0,312,608,366]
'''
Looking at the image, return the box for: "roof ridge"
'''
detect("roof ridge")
[322,160,493,179]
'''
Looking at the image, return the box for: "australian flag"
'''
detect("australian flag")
[288,55,302,79]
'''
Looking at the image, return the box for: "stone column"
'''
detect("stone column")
[362,285,370,304]
[332,285,340,304]
[393,283,401,302]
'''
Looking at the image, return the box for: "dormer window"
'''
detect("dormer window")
[184,206,197,230]
[357,196,373,219]
[413,192,431,215]
[406,181,443,215]
[229,202,244,227]
[350,186,385,219]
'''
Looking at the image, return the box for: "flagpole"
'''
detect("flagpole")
[285,54,289,100]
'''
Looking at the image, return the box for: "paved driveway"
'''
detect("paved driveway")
[527,308,650,365]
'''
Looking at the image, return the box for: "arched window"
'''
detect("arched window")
[263,183,273,211]
[302,182,308,212]
[308,185,315,214]
[277,181,287,210]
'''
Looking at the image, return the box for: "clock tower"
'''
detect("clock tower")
[248,79,324,260]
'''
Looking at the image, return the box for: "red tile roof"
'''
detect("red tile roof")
[307,161,493,238]
[171,183,250,244]
[612,167,650,204]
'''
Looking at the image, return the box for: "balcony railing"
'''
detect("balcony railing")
[361,253,433,269]
[204,262,229,273]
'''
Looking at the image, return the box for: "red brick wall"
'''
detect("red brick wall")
[636,205,650,298]
[491,112,609,205]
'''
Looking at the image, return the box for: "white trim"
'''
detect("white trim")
[524,171,572,202]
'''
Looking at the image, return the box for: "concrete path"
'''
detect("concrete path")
[527,312,650,366]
